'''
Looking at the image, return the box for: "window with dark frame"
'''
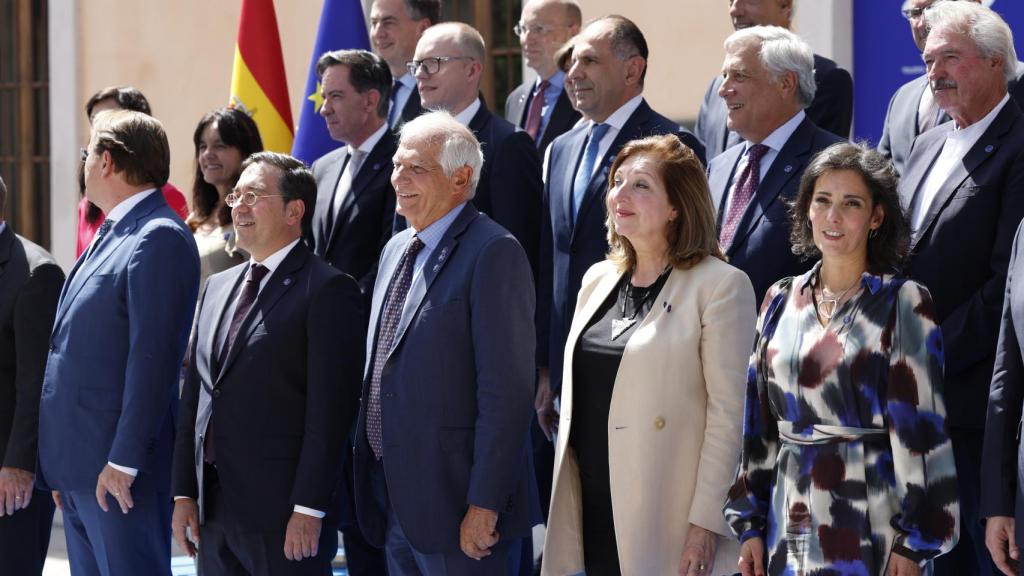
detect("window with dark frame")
[0,0,50,248]
[443,0,523,112]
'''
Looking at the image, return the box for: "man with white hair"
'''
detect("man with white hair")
[878,0,1024,175]
[695,0,853,161]
[707,25,845,305]
[899,3,1024,575]
[352,112,538,574]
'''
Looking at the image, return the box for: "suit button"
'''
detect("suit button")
[654,416,666,430]
[212,389,222,399]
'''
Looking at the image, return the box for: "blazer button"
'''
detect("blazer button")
[212,389,222,399]
[654,416,666,430]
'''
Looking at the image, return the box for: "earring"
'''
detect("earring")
[869,228,879,239]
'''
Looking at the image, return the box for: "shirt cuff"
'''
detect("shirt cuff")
[108,462,138,477]
[293,505,325,518]
[174,496,193,501]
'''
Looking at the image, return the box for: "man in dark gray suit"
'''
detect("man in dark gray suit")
[878,0,1024,176]
[504,0,582,153]
[695,0,852,161]
[352,112,537,575]
[899,4,1024,575]
[0,175,63,575]
[707,25,844,304]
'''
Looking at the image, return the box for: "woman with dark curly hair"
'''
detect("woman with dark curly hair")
[187,107,263,285]
[724,142,960,576]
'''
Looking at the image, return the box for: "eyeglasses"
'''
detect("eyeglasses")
[901,6,927,20]
[225,191,285,207]
[513,22,567,38]
[406,56,474,76]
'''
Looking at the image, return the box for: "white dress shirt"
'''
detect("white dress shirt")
[723,110,806,218]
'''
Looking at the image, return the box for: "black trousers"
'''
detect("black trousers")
[0,487,54,575]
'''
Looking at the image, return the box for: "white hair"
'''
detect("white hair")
[724,25,816,108]
[399,111,484,198]
[925,1,1017,82]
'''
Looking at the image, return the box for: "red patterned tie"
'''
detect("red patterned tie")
[524,79,549,141]
[719,143,770,249]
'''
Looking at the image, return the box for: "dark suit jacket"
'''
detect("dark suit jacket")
[696,53,853,161]
[395,102,544,276]
[0,227,63,473]
[353,205,537,553]
[707,116,844,305]
[981,221,1024,546]
[901,99,1024,430]
[505,80,582,153]
[38,191,199,494]
[539,98,705,395]
[172,242,363,531]
[879,61,1024,176]
[398,86,424,127]
[309,128,397,294]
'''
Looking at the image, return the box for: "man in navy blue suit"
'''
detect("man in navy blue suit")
[537,14,704,431]
[37,110,200,576]
[902,4,1024,575]
[707,25,844,306]
[352,112,537,575]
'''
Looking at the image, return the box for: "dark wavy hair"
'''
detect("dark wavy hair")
[789,142,910,274]
[188,107,263,231]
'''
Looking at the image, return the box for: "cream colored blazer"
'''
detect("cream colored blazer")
[542,257,756,576]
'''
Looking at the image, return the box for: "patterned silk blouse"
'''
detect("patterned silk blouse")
[724,262,959,574]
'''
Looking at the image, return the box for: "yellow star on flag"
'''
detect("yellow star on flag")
[307,81,324,113]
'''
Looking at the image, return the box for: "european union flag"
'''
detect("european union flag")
[292,0,371,164]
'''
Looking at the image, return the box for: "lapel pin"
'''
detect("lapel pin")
[784,165,794,173]
[438,247,448,260]
[373,163,381,170]
[985,145,995,153]
[432,263,441,273]
[283,278,292,286]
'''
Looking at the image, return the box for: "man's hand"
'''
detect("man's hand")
[887,553,922,576]
[460,505,499,560]
[0,467,34,516]
[987,516,1020,576]
[535,368,559,441]
[171,498,201,558]
[284,511,321,561]
[95,464,135,514]
[738,537,765,576]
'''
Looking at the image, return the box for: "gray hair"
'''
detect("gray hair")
[399,111,484,198]
[724,25,816,108]
[925,1,1017,82]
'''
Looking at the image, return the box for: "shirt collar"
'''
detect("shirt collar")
[798,260,885,296]
[249,237,301,276]
[597,94,644,131]
[348,121,389,155]
[412,202,467,253]
[452,98,482,127]
[540,70,566,92]
[749,110,806,155]
[106,188,159,222]
[396,73,416,90]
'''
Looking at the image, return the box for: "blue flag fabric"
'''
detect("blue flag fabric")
[292,0,371,164]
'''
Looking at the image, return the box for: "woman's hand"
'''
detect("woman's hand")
[887,553,921,576]
[679,523,717,575]
[738,537,765,576]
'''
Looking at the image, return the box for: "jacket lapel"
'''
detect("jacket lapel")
[204,266,246,381]
[315,152,347,251]
[708,146,744,226]
[363,231,409,378]
[328,132,396,252]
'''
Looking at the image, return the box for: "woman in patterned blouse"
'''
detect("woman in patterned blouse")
[724,142,960,576]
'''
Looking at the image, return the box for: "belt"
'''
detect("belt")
[777,422,887,446]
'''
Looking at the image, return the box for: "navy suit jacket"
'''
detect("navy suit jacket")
[38,191,199,493]
[309,128,397,294]
[539,98,704,395]
[879,61,1024,177]
[707,116,844,305]
[981,221,1024,546]
[901,98,1024,429]
[172,242,363,531]
[505,80,582,153]
[353,205,538,553]
[696,53,853,161]
[398,87,424,127]
[0,227,63,473]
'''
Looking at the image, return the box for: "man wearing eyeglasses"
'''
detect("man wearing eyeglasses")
[369,0,440,129]
[695,0,853,161]
[171,152,364,575]
[505,0,582,153]
[878,0,1024,176]
[402,22,543,276]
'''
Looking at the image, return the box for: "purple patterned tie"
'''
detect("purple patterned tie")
[719,143,769,249]
[367,236,425,459]
[524,79,549,141]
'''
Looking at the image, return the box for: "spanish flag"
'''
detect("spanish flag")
[229,0,294,152]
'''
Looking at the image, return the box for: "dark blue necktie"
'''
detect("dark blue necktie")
[572,123,610,220]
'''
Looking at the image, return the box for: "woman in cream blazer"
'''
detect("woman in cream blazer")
[542,135,756,576]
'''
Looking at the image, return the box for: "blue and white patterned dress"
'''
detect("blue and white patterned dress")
[724,263,960,575]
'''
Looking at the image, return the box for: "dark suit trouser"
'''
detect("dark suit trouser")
[934,427,997,576]
[62,487,171,576]
[340,429,387,576]
[369,457,521,576]
[198,465,337,576]
[0,487,54,575]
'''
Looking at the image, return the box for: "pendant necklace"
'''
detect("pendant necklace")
[611,266,670,340]
[815,276,859,321]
